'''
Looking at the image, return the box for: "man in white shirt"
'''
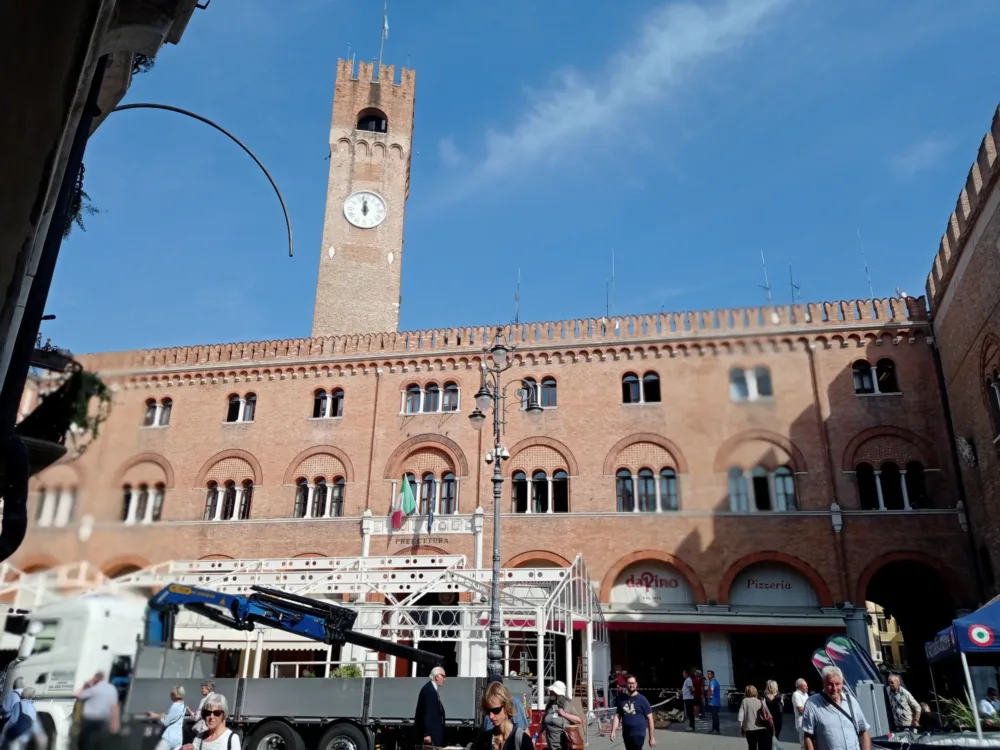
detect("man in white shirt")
[792,679,810,749]
[979,688,999,720]
[681,670,695,732]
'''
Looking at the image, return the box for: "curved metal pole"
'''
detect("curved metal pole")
[112,103,294,257]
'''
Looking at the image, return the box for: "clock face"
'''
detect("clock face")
[344,191,387,229]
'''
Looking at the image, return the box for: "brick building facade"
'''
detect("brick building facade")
[8,59,990,693]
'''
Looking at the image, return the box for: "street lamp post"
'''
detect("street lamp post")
[469,326,542,683]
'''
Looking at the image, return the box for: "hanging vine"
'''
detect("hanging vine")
[63,163,101,238]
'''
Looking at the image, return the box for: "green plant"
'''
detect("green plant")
[64,164,101,238]
[331,665,363,678]
[17,366,113,457]
[132,54,155,75]
[938,693,979,731]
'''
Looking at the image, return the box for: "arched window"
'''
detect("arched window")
[856,463,879,510]
[226,394,241,422]
[424,384,441,413]
[312,478,327,518]
[330,477,345,517]
[159,398,172,426]
[852,361,875,394]
[440,473,456,514]
[293,478,309,518]
[313,389,328,419]
[642,372,661,403]
[616,469,634,512]
[880,462,904,510]
[875,359,900,394]
[405,472,418,498]
[751,466,771,510]
[540,377,558,408]
[239,480,254,519]
[204,482,219,520]
[531,471,548,513]
[243,394,257,422]
[330,388,344,417]
[357,107,388,133]
[221,481,238,520]
[122,484,133,522]
[512,471,528,513]
[443,382,460,412]
[621,373,641,404]
[754,367,773,398]
[521,378,538,409]
[420,473,436,515]
[552,470,569,513]
[637,468,656,512]
[905,461,928,508]
[774,467,796,510]
[405,384,421,414]
[143,399,157,426]
[728,468,749,512]
[729,368,749,401]
[134,484,150,522]
[987,373,1000,438]
[659,468,678,511]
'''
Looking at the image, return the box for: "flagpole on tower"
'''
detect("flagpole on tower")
[377,0,389,80]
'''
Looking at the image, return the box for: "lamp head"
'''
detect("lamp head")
[474,384,492,412]
[469,409,486,430]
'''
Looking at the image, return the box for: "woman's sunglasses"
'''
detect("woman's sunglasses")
[486,706,504,716]
[201,710,224,718]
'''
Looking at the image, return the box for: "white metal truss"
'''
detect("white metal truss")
[0,553,608,644]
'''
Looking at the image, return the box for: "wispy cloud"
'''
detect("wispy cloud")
[439,0,792,198]
[437,136,464,168]
[889,136,954,180]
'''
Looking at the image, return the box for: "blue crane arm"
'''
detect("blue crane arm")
[147,583,445,668]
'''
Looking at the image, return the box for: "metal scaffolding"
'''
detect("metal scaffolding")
[0,554,609,709]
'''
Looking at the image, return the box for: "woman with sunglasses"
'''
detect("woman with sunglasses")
[474,683,534,750]
[182,695,240,750]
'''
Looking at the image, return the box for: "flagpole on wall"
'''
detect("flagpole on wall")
[377,0,388,80]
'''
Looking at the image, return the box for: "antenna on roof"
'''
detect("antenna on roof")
[760,249,773,302]
[856,227,875,300]
[789,264,802,304]
[605,281,609,319]
[347,42,351,61]
[513,268,521,325]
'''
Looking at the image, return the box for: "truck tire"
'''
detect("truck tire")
[246,721,306,750]
[317,723,368,750]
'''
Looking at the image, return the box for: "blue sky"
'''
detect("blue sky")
[50,0,1000,355]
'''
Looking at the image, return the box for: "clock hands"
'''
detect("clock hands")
[361,197,369,216]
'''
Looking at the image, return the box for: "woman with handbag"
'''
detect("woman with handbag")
[536,682,583,750]
[737,686,774,750]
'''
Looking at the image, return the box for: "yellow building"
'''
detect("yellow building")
[866,601,908,673]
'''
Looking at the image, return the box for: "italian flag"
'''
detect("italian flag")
[390,476,417,530]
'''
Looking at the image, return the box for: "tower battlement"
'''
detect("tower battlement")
[925,104,1000,309]
[330,58,416,139]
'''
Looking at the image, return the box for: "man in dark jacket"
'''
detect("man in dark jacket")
[415,667,447,748]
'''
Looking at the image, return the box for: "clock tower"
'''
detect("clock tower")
[312,58,415,337]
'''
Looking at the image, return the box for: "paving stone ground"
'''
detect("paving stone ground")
[583,711,802,750]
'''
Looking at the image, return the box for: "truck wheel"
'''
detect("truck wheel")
[246,721,306,750]
[317,723,369,750]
